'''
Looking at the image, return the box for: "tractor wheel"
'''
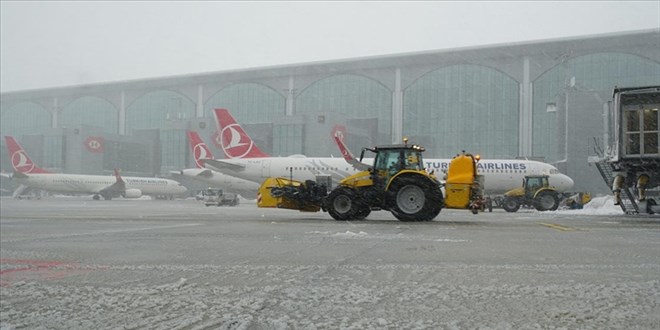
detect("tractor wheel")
[501,196,520,212]
[354,206,371,220]
[388,175,442,222]
[533,190,560,211]
[326,187,359,221]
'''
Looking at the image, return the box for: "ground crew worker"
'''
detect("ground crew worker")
[612,173,625,206]
[637,173,650,201]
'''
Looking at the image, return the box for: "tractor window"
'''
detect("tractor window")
[374,149,424,173]
[374,150,403,173]
[525,177,542,190]
[374,152,391,171]
[404,150,423,170]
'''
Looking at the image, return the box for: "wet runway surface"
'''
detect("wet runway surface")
[1,197,659,329]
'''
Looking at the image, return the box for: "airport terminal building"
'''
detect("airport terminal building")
[1,29,659,194]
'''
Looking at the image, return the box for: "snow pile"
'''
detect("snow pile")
[564,195,624,215]
[542,195,624,216]
[333,231,369,238]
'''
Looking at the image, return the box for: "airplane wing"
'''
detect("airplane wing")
[202,159,246,172]
[171,169,215,178]
[11,171,28,179]
[97,181,125,197]
[97,169,126,198]
[332,135,371,171]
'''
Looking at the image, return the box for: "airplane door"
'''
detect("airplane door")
[261,160,271,178]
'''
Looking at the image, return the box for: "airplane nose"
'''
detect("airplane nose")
[554,174,574,191]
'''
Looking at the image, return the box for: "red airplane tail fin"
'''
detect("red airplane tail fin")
[213,108,270,159]
[330,125,370,171]
[113,168,124,183]
[4,136,51,174]
[186,130,214,169]
[331,125,356,163]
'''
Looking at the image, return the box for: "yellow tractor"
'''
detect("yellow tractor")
[501,175,561,212]
[257,140,487,221]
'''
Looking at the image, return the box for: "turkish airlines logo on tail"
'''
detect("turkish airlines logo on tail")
[332,125,346,141]
[11,149,36,173]
[220,124,257,159]
[213,108,269,158]
[192,143,212,169]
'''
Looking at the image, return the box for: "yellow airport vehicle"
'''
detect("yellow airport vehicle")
[501,175,561,212]
[257,139,486,221]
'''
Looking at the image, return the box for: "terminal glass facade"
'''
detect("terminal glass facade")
[126,91,196,132]
[0,102,51,138]
[42,135,64,169]
[404,64,519,159]
[205,83,285,123]
[60,96,118,134]
[296,74,392,144]
[160,129,188,171]
[127,91,196,174]
[273,124,304,156]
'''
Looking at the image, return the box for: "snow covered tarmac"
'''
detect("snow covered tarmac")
[1,197,659,329]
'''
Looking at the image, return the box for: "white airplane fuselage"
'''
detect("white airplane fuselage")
[13,173,187,197]
[204,156,575,194]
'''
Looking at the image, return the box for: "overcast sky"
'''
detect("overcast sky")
[1,1,659,93]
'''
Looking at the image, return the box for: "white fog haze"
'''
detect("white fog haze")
[1,1,659,92]
[1,2,659,329]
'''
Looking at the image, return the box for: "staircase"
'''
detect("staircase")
[594,161,638,214]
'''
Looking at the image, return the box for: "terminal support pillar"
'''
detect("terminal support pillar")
[119,91,126,135]
[51,97,59,129]
[392,68,403,144]
[518,56,533,157]
[286,76,295,116]
[196,85,204,118]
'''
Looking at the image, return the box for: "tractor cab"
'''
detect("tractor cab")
[364,141,425,181]
[524,175,549,197]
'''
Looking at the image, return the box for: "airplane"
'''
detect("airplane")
[202,109,575,194]
[172,130,261,197]
[4,136,187,200]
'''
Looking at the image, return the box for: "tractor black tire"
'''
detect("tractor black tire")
[533,190,560,211]
[501,196,520,212]
[326,186,360,221]
[387,175,442,222]
[354,207,371,220]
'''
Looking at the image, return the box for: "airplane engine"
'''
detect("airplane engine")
[123,189,142,198]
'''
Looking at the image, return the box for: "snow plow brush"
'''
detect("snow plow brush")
[257,177,327,212]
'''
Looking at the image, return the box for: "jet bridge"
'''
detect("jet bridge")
[591,86,659,215]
